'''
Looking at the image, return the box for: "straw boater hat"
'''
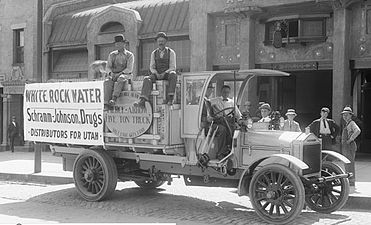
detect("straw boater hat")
[259,103,271,111]
[285,109,297,116]
[341,106,353,115]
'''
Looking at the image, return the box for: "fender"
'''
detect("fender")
[237,154,309,196]
[322,150,350,164]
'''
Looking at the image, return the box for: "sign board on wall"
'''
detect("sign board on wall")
[23,81,104,145]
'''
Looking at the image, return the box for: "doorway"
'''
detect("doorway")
[360,71,371,153]
[278,70,333,130]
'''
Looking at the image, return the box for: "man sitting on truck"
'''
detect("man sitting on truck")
[136,32,177,107]
[207,85,242,160]
[104,34,134,108]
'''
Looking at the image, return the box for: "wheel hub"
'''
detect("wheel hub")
[84,168,95,182]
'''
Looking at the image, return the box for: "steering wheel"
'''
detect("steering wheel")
[214,107,235,118]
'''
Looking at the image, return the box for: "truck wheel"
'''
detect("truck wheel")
[134,180,165,189]
[249,164,305,225]
[73,149,117,201]
[305,161,349,213]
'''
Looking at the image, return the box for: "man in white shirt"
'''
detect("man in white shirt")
[208,85,242,159]
[307,107,339,150]
[104,34,134,107]
[136,32,177,107]
[258,103,272,123]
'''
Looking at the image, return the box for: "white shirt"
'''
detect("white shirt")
[259,116,271,123]
[320,119,331,134]
[209,97,242,119]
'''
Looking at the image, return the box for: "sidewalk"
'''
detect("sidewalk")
[0,150,370,210]
[0,150,73,184]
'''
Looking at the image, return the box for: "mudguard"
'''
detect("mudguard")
[237,154,309,196]
[322,150,351,164]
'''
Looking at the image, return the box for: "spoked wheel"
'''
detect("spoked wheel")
[249,164,305,225]
[73,149,117,201]
[305,161,349,213]
[134,180,165,189]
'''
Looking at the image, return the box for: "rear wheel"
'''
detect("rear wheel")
[305,161,349,213]
[249,164,305,225]
[73,149,117,201]
[134,180,165,189]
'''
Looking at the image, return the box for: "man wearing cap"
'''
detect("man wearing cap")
[307,107,340,150]
[341,106,361,187]
[7,116,19,153]
[282,109,301,132]
[258,103,272,123]
[208,85,242,160]
[104,34,134,107]
[136,32,177,107]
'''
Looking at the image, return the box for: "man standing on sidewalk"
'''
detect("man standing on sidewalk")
[308,107,340,150]
[341,106,361,187]
[8,116,19,153]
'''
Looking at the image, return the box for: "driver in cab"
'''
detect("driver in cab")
[208,85,242,159]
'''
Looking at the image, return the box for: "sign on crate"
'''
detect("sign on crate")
[105,91,153,138]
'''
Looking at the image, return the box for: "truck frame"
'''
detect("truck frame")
[28,69,351,224]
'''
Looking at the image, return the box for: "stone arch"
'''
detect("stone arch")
[87,6,142,79]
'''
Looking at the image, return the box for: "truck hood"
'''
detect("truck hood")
[244,130,308,148]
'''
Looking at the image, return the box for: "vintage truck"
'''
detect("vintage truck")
[24,69,351,224]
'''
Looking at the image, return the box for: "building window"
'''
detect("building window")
[100,22,125,34]
[264,17,327,45]
[139,37,190,76]
[13,29,24,64]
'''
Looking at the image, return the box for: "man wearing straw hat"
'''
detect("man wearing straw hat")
[341,106,361,187]
[282,109,301,132]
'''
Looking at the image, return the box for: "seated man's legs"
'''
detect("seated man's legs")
[214,124,230,160]
[104,78,114,105]
[111,74,130,104]
[136,74,157,107]
[164,71,177,105]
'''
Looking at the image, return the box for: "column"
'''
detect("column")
[0,96,9,151]
[239,16,255,70]
[190,0,209,71]
[332,7,351,123]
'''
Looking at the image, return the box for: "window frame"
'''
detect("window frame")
[264,16,327,46]
[13,28,24,65]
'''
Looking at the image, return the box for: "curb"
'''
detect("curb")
[343,195,371,211]
[0,172,73,185]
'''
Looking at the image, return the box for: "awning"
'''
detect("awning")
[48,0,189,47]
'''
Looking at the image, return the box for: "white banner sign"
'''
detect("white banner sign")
[24,81,104,145]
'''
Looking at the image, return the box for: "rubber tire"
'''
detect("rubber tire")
[134,180,165,189]
[73,149,117,201]
[305,161,350,213]
[249,164,305,225]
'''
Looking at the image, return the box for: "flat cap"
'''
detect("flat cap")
[341,106,353,114]
[259,103,271,111]
[114,34,126,43]
[155,32,168,40]
[321,107,330,113]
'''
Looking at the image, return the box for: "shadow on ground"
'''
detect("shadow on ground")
[0,185,352,225]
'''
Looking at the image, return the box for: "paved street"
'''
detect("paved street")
[1,179,371,225]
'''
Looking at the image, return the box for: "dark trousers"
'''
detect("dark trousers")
[342,141,357,186]
[214,118,234,158]
[104,73,130,104]
[9,135,16,152]
[320,135,332,150]
[140,71,177,100]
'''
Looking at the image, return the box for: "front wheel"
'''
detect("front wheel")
[305,161,349,213]
[73,149,117,201]
[249,164,305,225]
